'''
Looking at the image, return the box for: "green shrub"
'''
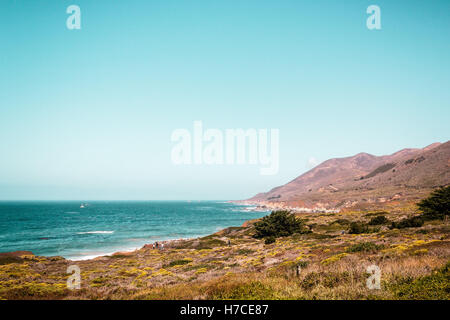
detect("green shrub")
[391,216,424,229]
[0,282,68,299]
[264,236,276,244]
[183,264,213,272]
[331,219,350,225]
[91,276,108,287]
[197,238,227,249]
[305,233,335,240]
[346,242,384,253]
[364,211,389,217]
[237,249,255,255]
[348,222,369,234]
[368,215,389,225]
[389,262,450,300]
[418,186,450,220]
[253,210,306,240]
[108,254,128,259]
[164,259,192,268]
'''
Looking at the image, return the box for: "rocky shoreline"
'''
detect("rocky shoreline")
[233,200,340,214]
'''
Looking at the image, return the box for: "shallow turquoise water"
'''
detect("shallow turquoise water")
[0,201,268,260]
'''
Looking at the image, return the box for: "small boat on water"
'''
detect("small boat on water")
[80,204,85,209]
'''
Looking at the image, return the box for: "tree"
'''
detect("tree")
[391,216,424,229]
[368,215,389,225]
[417,186,450,220]
[348,222,369,234]
[253,210,306,240]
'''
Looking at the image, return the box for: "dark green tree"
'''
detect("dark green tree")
[253,210,306,240]
[391,216,424,229]
[348,222,369,234]
[368,215,389,225]
[417,186,450,220]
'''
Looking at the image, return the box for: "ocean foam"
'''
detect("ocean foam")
[77,231,114,234]
[67,246,141,261]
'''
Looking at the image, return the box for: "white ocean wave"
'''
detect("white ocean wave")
[77,231,114,235]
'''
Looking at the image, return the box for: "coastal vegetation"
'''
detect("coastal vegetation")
[368,215,390,225]
[0,188,448,300]
[391,216,424,229]
[418,186,450,220]
[253,210,307,241]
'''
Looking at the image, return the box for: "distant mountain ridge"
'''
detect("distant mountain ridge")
[248,141,450,210]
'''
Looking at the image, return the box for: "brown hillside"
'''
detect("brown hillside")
[249,141,450,210]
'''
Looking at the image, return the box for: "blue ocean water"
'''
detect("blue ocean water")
[0,201,268,260]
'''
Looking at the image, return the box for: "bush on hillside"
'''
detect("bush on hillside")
[391,216,424,229]
[417,186,450,220]
[368,215,390,225]
[389,262,450,300]
[346,242,384,253]
[331,219,351,225]
[348,222,370,234]
[264,236,276,244]
[253,210,306,240]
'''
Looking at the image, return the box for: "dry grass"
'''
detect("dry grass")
[0,206,448,300]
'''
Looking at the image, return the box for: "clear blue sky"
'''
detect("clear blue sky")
[0,0,449,200]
